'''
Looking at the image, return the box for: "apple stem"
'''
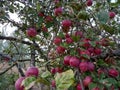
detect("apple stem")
[30,41,36,66]
[77,69,85,90]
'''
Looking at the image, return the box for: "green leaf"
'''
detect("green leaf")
[58,32,64,38]
[36,77,50,85]
[36,2,41,12]
[41,70,51,78]
[97,10,109,24]
[21,76,37,90]
[55,69,74,90]
[89,83,97,90]
[101,24,114,34]
[77,11,89,20]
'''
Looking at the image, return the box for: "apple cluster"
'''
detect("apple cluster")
[48,0,118,90]
[15,66,39,90]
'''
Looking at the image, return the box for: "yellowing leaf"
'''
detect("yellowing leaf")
[21,76,36,90]
[55,69,74,90]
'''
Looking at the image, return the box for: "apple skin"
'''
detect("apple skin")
[83,76,92,87]
[63,55,72,65]
[50,68,56,74]
[109,12,116,18]
[76,83,82,90]
[54,7,63,16]
[86,0,93,6]
[56,46,65,54]
[25,66,39,77]
[79,62,88,72]
[62,20,72,28]
[94,48,101,55]
[26,28,37,37]
[87,62,95,72]
[15,77,25,90]
[69,56,80,68]
[53,37,62,45]
[108,68,119,77]
[51,80,56,87]
[66,37,73,44]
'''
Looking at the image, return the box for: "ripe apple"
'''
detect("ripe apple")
[15,77,25,90]
[79,62,88,72]
[26,28,37,37]
[76,83,82,90]
[25,66,39,77]
[75,31,83,38]
[87,62,95,72]
[62,20,72,28]
[86,0,93,6]
[53,37,62,45]
[50,68,56,74]
[109,12,116,18]
[55,67,63,73]
[66,37,73,44]
[108,68,119,77]
[69,56,80,68]
[83,38,91,48]
[94,48,101,55]
[56,46,65,54]
[51,80,56,87]
[83,76,92,87]
[63,55,72,65]
[54,7,63,16]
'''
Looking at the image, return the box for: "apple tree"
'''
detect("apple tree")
[0,0,120,90]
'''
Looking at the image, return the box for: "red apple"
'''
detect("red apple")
[66,37,73,44]
[25,66,39,77]
[88,47,94,55]
[45,16,53,22]
[87,62,95,72]
[51,80,56,87]
[109,12,116,18]
[108,68,119,77]
[56,46,65,54]
[15,77,25,90]
[26,28,37,37]
[97,68,104,75]
[63,55,72,65]
[75,31,83,38]
[65,33,70,38]
[62,20,72,28]
[86,0,93,6]
[51,68,56,74]
[55,67,63,73]
[79,62,88,72]
[94,48,101,55]
[53,37,62,45]
[54,7,63,16]
[83,38,91,48]
[76,83,82,90]
[69,56,80,68]
[83,76,92,87]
